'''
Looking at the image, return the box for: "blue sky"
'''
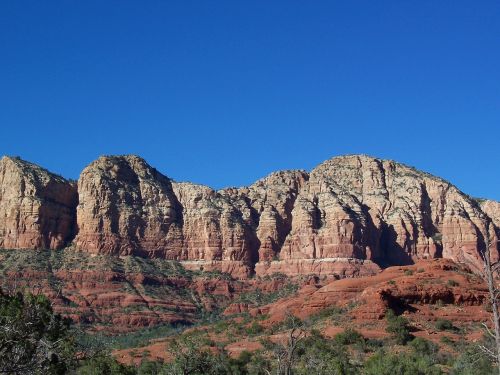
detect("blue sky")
[1,1,499,200]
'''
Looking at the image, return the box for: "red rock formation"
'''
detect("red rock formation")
[482,199,500,232]
[252,259,488,326]
[0,156,77,250]
[172,182,256,273]
[1,154,499,277]
[221,170,309,263]
[254,258,381,278]
[277,155,498,273]
[75,155,184,257]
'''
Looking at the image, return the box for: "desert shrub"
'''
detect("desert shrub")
[334,328,365,346]
[245,321,264,336]
[213,320,230,334]
[309,306,345,322]
[404,269,414,276]
[440,336,454,346]
[76,355,136,375]
[228,350,252,371]
[244,351,272,375]
[307,305,352,327]
[451,346,495,375]
[295,330,358,375]
[365,338,385,350]
[78,323,186,350]
[385,309,413,345]
[410,337,439,357]
[137,359,165,375]
[236,283,299,307]
[447,279,459,287]
[364,350,442,375]
[163,334,231,375]
[435,319,455,331]
[0,290,75,374]
[271,313,304,333]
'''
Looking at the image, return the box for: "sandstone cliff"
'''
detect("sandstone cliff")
[277,155,498,273]
[171,182,256,277]
[0,154,499,278]
[0,156,77,250]
[75,155,183,257]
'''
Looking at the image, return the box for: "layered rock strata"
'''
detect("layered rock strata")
[0,154,499,277]
[75,155,184,257]
[278,156,498,273]
[0,156,77,250]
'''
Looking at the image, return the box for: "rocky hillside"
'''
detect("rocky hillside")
[114,258,491,366]
[0,154,498,277]
[0,248,301,334]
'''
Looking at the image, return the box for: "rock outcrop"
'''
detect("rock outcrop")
[221,170,309,263]
[75,155,183,257]
[482,200,500,230]
[1,154,499,277]
[246,259,489,326]
[172,182,257,278]
[277,155,498,273]
[0,156,77,250]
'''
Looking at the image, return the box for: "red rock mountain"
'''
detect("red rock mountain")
[0,156,77,250]
[0,154,498,277]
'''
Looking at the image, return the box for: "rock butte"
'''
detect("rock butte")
[0,154,498,278]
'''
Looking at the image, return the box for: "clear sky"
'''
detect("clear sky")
[1,1,499,200]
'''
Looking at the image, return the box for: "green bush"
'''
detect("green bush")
[334,328,365,346]
[440,336,454,346]
[435,319,455,331]
[245,321,264,336]
[309,306,346,323]
[137,359,164,375]
[364,351,442,375]
[163,334,231,375]
[236,282,299,307]
[0,291,75,374]
[295,330,358,375]
[451,347,495,375]
[77,355,135,375]
[409,337,439,357]
[447,280,459,287]
[385,309,413,345]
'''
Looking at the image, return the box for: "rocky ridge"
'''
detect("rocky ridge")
[0,154,498,277]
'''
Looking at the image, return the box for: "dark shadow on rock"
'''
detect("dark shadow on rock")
[375,222,414,268]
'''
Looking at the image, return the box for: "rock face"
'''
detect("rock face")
[0,156,77,250]
[278,155,498,273]
[171,182,257,278]
[222,170,309,263]
[75,155,183,257]
[482,200,500,231]
[1,154,499,277]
